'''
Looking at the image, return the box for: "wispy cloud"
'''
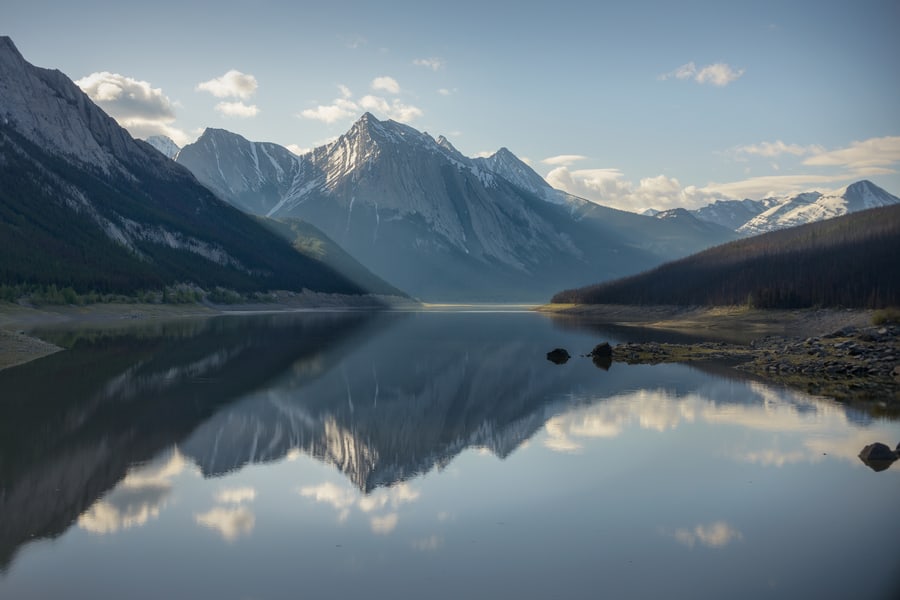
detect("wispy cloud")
[542,154,587,166]
[196,70,258,99]
[214,101,259,118]
[660,62,744,86]
[413,57,444,71]
[195,506,255,541]
[76,71,191,146]
[802,136,900,171]
[733,140,823,158]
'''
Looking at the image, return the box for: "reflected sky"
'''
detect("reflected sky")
[1,310,898,599]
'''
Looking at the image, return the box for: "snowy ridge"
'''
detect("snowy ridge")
[736,181,899,235]
[144,135,180,159]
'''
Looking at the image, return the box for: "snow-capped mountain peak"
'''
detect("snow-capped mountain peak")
[144,135,180,160]
[736,180,899,235]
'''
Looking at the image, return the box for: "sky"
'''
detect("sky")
[5,0,899,212]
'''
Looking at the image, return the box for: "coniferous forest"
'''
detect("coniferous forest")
[552,204,900,309]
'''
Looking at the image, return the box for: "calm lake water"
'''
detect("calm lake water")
[1,309,898,599]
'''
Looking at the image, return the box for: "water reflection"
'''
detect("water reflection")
[0,311,376,569]
[1,310,898,598]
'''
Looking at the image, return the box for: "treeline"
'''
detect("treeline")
[0,283,275,306]
[553,204,900,309]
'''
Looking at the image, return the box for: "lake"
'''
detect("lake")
[1,308,898,599]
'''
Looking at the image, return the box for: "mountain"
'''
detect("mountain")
[0,37,361,297]
[177,114,736,301]
[683,181,899,234]
[736,181,899,235]
[553,204,900,309]
[144,135,180,159]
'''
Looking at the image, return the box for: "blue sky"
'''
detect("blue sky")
[5,0,899,211]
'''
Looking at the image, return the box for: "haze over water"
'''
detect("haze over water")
[1,309,898,599]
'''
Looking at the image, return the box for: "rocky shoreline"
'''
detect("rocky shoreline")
[570,323,900,409]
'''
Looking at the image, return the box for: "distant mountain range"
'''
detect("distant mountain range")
[554,204,900,309]
[0,37,362,298]
[653,181,899,234]
[175,115,735,301]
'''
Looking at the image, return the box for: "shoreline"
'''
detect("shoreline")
[541,303,899,409]
[536,303,875,340]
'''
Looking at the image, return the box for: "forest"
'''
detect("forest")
[552,204,900,309]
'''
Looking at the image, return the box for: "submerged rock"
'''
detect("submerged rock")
[546,348,571,364]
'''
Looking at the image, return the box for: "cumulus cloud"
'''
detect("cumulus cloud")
[358,95,423,122]
[214,101,259,118]
[77,72,175,121]
[660,62,744,86]
[76,72,191,145]
[300,83,423,124]
[542,154,587,166]
[546,166,719,211]
[413,57,444,71]
[371,76,401,94]
[196,69,258,99]
[195,506,255,541]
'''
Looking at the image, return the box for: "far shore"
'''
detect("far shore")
[0,295,415,371]
[536,303,875,341]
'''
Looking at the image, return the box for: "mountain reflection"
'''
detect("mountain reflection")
[1,311,894,572]
[0,311,375,570]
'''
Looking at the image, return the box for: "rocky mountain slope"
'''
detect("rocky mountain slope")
[0,37,361,297]
[177,115,735,300]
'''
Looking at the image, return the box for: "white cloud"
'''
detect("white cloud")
[734,140,823,158]
[300,96,360,123]
[214,101,259,118]
[802,136,900,170]
[542,154,587,166]
[660,62,744,86]
[76,72,191,145]
[370,513,399,534]
[78,485,171,534]
[437,88,456,96]
[359,95,423,122]
[215,487,256,504]
[670,522,744,548]
[413,57,444,71]
[699,173,855,200]
[196,70,258,99]
[300,83,423,124]
[195,506,255,541]
[546,167,719,211]
[371,76,401,94]
[77,72,175,121]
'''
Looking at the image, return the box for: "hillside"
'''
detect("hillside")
[0,37,362,298]
[552,204,900,309]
